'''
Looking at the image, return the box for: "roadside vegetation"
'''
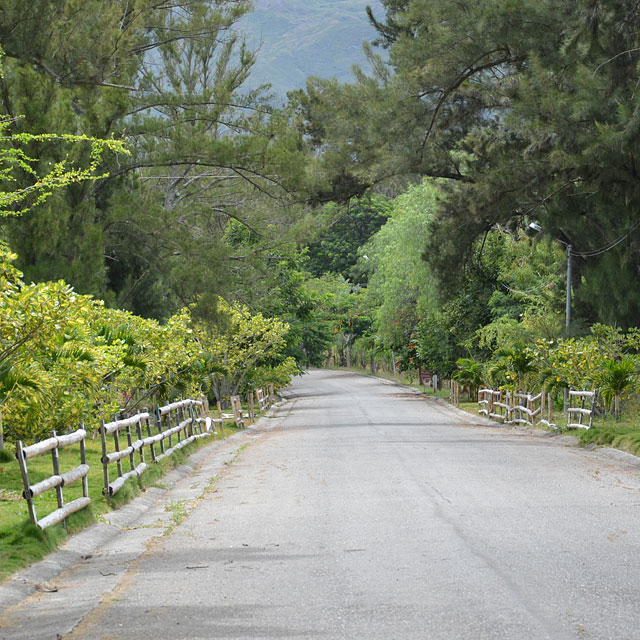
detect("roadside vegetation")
[0,421,241,583]
[4,0,640,580]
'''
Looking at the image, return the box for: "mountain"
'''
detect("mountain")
[239,0,382,98]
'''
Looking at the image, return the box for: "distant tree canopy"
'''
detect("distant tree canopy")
[296,0,640,328]
[306,195,392,283]
[0,0,308,320]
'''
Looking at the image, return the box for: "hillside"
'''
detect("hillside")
[240,0,381,98]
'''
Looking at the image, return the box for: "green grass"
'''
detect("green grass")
[163,500,189,536]
[0,419,240,583]
[575,404,640,455]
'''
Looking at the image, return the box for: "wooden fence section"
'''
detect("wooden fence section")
[15,428,90,530]
[511,392,543,426]
[222,387,275,428]
[256,387,269,412]
[478,388,592,429]
[489,390,511,423]
[155,399,211,461]
[478,388,492,416]
[228,395,247,428]
[567,390,597,430]
[101,399,215,498]
[15,386,278,526]
[100,411,153,498]
[450,380,460,406]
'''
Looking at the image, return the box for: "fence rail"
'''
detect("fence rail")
[478,387,594,430]
[567,390,597,429]
[12,384,277,528]
[15,427,91,530]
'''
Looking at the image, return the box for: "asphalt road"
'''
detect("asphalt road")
[3,369,640,639]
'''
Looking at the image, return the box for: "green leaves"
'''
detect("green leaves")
[194,299,291,401]
[0,243,298,443]
[452,357,484,400]
[596,358,638,419]
[298,0,640,328]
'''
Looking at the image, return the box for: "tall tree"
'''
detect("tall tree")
[0,0,308,319]
[306,195,391,282]
[296,0,640,327]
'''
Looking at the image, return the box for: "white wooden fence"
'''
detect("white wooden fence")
[567,390,597,429]
[222,386,274,428]
[15,428,91,530]
[16,387,278,528]
[511,392,543,426]
[478,387,594,429]
[101,399,214,498]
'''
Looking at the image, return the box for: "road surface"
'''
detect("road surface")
[2,369,640,639]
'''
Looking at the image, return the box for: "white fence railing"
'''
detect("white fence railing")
[15,428,91,530]
[567,390,597,430]
[478,388,595,430]
[15,387,278,528]
[101,399,214,498]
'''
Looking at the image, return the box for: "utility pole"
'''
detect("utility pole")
[565,245,572,333]
[564,244,572,413]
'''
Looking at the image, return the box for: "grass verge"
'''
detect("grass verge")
[0,420,242,583]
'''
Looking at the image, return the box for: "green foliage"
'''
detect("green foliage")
[259,255,334,369]
[0,117,128,216]
[315,275,373,368]
[299,0,640,328]
[194,299,291,402]
[596,358,639,419]
[361,181,438,349]
[0,244,296,444]
[489,343,538,392]
[0,0,310,319]
[452,357,483,400]
[306,195,392,282]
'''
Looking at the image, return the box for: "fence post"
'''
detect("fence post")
[136,415,145,466]
[187,402,195,437]
[248,391,255,423]
[80,424,89,500]
[144,411,156,462]
[15,440,38,525]
[100,420,110,496]
[50,431,66,529]
[113,415,123,480]
[589,390,597,429]
[155,405,165,455]
[217,401,224,432]
[126,422,135,476]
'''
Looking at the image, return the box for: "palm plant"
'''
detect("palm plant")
[452,357,484,400]
[493,342,538,392]
[597,358,638,420]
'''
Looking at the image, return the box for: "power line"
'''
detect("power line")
[500,280,554,296]
[573,219,640,258]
